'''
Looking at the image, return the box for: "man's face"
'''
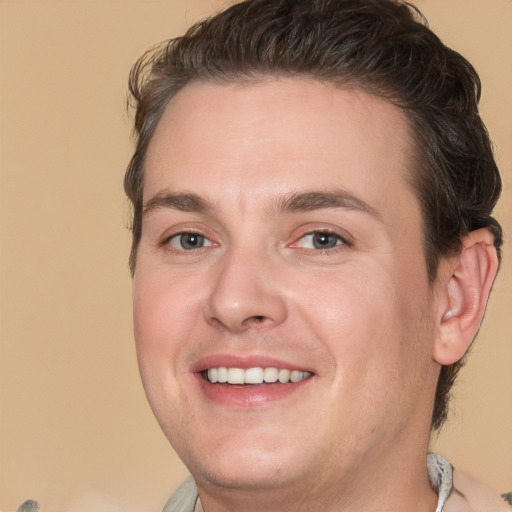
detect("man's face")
[134,79,442,496]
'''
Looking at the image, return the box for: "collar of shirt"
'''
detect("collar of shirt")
[427,453,453,512]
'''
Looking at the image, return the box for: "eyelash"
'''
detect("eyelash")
[290,229,352,253]
[160,228,351,254]
[161,231,215,252]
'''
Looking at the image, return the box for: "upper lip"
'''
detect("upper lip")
[191,354,314,374]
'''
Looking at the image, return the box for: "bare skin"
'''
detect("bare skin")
[134,78,497,511]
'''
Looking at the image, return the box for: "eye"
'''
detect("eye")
[296,231,345,250]
[167,232,214,250]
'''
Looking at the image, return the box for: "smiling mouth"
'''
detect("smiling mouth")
[202,367,313,385]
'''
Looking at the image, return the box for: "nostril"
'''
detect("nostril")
[244,315,266,325]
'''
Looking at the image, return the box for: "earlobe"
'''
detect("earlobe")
[433,228,499,366]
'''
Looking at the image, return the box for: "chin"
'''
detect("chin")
[179,435,310,490]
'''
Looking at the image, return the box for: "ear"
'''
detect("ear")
[433,228,499,365]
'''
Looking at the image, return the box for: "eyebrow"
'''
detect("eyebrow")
[276,190,382,220]
[142,188,381,221]
[143,191,214,216]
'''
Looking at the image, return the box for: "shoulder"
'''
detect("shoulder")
[445,469,511,512]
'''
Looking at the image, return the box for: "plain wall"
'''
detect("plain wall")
[0,1,510,510]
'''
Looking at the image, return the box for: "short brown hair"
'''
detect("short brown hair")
[124,0,503,430]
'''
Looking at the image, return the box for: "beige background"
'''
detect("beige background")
[0,0,510,510]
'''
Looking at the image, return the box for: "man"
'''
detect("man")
[124,0,509,510]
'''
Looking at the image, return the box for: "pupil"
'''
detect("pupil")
[181,233,203,249]
[313,233,337,249]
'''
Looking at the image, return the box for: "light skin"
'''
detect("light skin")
[133,78,498,512]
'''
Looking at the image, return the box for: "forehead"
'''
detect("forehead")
[144,78,418,223]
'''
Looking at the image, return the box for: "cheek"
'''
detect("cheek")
[295,267,391,348]
[132,270,200,371]
[132,271,204,427]
[292,263,429,383]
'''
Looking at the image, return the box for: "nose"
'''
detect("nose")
[203,247,288,332]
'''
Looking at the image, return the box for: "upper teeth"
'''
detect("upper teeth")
[206,367,311,385]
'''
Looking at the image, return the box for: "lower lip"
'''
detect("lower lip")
[195,374,312,408]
